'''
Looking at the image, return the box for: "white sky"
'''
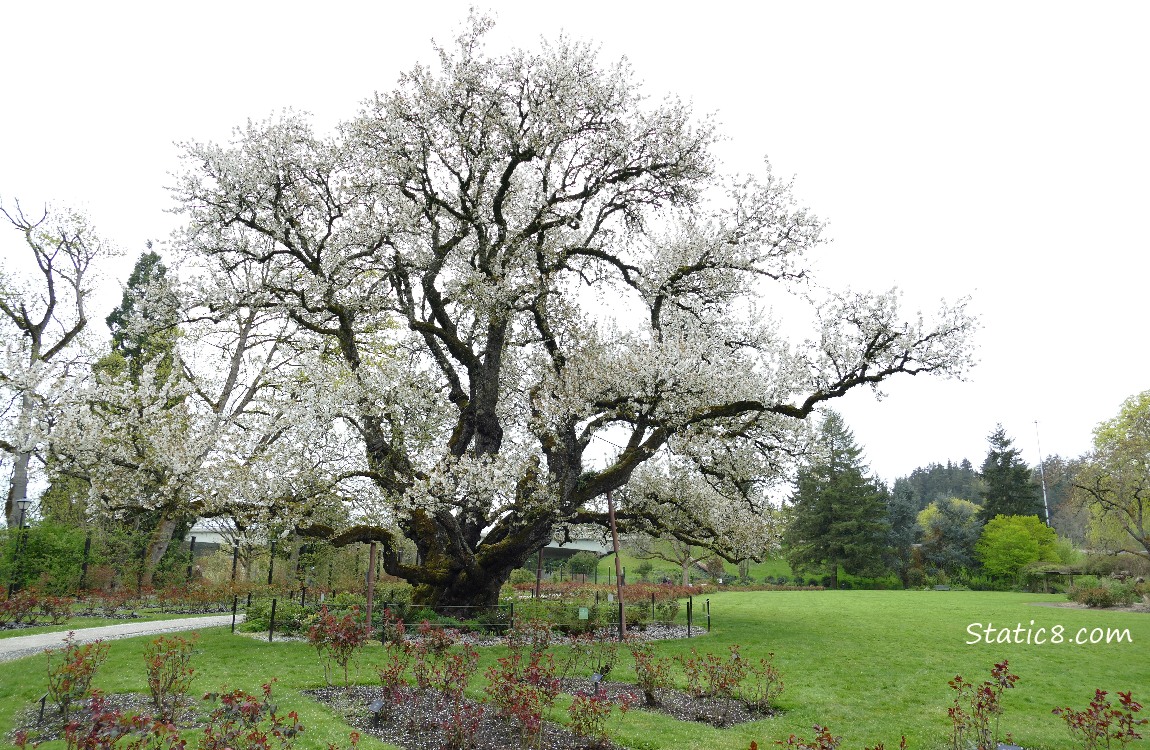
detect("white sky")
[2,1,1146,484]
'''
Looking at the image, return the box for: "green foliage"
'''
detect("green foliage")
[975,514,1059,579]
[1068,580,1139,608]
[242,598,313,635]
[567,551,600,576]
[979,426,1044,523]
[1076,391,1150,562]
[919,498,983,575]
[902,459,981,508]
[783,411,891,587]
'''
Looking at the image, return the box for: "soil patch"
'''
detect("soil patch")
[307,685,627,750]
[560,678,777,728]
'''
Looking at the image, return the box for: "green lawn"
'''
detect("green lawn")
[1,590,1146,750]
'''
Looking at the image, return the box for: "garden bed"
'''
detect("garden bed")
[309,685,628,750]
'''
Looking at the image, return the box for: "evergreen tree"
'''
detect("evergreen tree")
[782,411,891,588]
[885,478,919,587]
[98,247,180,383]
[919,498,983,576]
[979,426,1044,523]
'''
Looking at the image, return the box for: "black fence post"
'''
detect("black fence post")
[706,598,711,631]
[231,595,238,632]
[79,533,92,590]
[687,596,693,638]
[618,601,624,641]
[651,592,655,622]
[269,598,277,642]
[267,539,276,587]
[187,536,197,582]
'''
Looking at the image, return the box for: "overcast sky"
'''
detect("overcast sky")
[2,1,1146,483]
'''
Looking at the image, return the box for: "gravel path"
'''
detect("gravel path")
[0,615,244,663]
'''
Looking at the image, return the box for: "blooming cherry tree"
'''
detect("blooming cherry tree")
[0,201,116,529]
[170,15,976,606]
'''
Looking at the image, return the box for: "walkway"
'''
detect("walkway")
[0,614,243,663]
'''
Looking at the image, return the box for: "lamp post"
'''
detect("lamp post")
[7,498,32,598]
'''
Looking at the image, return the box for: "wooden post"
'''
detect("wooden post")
[607,490,626,637]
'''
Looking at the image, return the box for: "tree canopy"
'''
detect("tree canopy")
[1074,391,1150,562]
[979,425,1044,523]
[146,15,975,606]
[975,514,1058,579]
[782,411,891,588]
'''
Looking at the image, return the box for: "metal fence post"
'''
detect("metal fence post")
[269,598,277,642]
[231,595,238,632]
[706,598,711,631]
[687,596,693,638]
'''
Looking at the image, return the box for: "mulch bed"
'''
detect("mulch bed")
[559,678,776,728]
[9,693,199,744]
[308,685,627,750]
[307,677,776,750]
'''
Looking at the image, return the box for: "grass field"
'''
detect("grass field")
[0,590,1146,750]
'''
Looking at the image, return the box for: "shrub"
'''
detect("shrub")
[567,685,634,749]
[200,682,305,750]
[1053,689,1147,750]
[629,641,672,705]
[307,606,370,686]
[242,598,312,635]
[483,649,561,748]
[46,633,110,722]
[948,660,1019,750]
[1069,581,1138,608]
[0,589,42,626]
[776,725,842,750]
[62,691,186,750]
[144,635,197,722]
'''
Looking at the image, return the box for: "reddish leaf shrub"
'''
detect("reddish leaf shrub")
[1053,689,1147,750]
[46,633,110,722]
[628,641,672,705]
[307,606,370,686]
[200,682,304,750]
[948,660,1018,750]
[144,635,197,722]
[1,589,43,626]
[776,725,842,750]
[567,684,633,750]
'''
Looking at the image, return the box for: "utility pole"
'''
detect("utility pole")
[1035,420,1051,526]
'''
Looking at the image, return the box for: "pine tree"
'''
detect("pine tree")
[979,426,1044,523]
[782,411,891,588]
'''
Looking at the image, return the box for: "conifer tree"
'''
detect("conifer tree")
[979,426,1044,523]
[783,411,890,588]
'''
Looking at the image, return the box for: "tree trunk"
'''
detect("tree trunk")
[681,560,691,586]
[140,516,179,588]
[5,452,31,530]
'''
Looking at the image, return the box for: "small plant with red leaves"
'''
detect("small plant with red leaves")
[144,634,197,722]
[1053,689,1147,750]
[948,660,1018,750]
[740,652,785,712]
[484,649,561,749]
[307,606,370,686]
[199,681,304,750]
[777,725,842,750]
[46,633,110,723]
[567,683,634,750]
[629,641,672,706]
